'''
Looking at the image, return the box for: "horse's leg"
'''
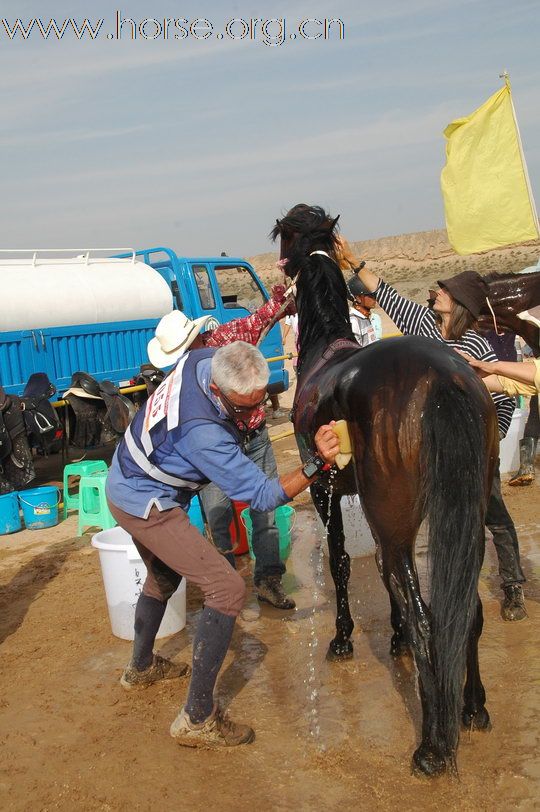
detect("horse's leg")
[384,547,447,777]
[462,595,491,731]
[310,484,354,660]
[389,592,409,657]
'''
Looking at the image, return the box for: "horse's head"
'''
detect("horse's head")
[270,203,340,279]
[478,270,540,356]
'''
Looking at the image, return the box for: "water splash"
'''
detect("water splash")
[303,484,334,750]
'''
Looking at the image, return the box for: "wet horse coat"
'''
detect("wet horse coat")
[273,205,499,777]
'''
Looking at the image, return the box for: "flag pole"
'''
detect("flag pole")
[501,71,540,235]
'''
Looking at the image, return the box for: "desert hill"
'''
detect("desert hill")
[249,228,540,304]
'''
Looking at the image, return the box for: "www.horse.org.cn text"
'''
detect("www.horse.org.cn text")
[0,14,346,46]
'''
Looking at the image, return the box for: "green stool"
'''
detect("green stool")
[78,473,116,536]
[63,460,108,519]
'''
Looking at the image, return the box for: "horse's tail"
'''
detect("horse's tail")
[422,377,488,767]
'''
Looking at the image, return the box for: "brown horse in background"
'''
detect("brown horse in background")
[478,267,540,355]
[272,204,499,778]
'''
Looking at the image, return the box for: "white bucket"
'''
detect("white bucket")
[317,495,376,558]
[500,408,528,474]
[91,526,186,640]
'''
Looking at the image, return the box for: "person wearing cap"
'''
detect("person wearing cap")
[354,264,527,622]
[346,275,382,347]
[147,290,298,611]
[106,340,339,748]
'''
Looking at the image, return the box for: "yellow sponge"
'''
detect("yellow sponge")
[333,419,352,469]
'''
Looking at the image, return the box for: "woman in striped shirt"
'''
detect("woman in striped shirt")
[355,264,527,622]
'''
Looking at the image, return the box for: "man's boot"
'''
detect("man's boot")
[256,576,296,609]
[509,438,536,486]
[501,584,527,621]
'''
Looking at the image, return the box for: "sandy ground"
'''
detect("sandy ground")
[1,349,539,811]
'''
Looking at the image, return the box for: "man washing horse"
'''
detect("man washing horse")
[106,340,339,748]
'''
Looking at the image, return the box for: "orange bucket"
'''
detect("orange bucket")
[230,500,249,555]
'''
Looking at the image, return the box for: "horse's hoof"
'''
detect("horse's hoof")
[411,745,447,778]
[462,706,491,732]
[326,639,353,661]
[390,633,409,658]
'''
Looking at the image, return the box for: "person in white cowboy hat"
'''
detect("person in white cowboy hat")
[147,310,213,368]
[106,339,339,748]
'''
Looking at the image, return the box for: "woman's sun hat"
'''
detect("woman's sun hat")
[437,270,488,319]
[147,310,212,368]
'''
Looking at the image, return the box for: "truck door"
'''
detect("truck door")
[211,263,288,394]
[190,263,222,328]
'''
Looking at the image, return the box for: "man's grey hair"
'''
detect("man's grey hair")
[211,341,270,395]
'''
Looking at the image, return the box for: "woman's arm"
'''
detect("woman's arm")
[356,265,380,293]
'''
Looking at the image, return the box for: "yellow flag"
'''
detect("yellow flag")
[441,83,539,255]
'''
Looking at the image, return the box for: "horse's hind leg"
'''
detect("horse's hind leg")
[462,595,490,732]
[385,551,447,777]
[389,593,409,657]
[311,484,354,660]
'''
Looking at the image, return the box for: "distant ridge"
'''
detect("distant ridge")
[249,228,540,293]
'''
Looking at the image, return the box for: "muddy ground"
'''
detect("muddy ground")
[0,357,539,811]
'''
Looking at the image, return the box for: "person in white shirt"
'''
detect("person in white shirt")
[346,275,382,347]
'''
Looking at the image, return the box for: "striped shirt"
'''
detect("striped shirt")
[375,280,515,437]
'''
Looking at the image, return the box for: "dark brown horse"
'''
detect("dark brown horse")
[272,205,499,778]
[479,267,540,355]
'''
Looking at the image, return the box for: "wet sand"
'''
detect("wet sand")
[0,436,538,811]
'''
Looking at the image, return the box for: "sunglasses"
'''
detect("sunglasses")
[218,389,266,416]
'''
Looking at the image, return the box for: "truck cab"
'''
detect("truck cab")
[120,247,288,395]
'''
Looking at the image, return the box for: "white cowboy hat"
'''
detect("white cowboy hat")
[147,310,212,368]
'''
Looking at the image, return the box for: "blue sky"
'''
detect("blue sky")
[1,0,539,256]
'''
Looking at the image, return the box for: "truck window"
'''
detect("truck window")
[214,265,265,313]
[193,265,216,310]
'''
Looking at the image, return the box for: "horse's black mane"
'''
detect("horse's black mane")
[271,204,354,372]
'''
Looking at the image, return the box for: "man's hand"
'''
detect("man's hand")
[314,422,340,465]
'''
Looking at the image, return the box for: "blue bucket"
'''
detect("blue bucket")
[0,492,22,535]
[19,486,60,530]
[187,496,206,535]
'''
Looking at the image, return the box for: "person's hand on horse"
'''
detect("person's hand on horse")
[314,422,340,465]
[455,350,493,378]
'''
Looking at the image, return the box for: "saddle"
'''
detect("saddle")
[20,373,62,454]
[132,364,166,397]
[0,386,35,494]
[63,371,137,449]
[291,338,360,427]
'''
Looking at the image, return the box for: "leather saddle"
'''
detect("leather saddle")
[63,371,137,448]
[134,364,166,397]
[19,372,62,454]
[0,385,35,494]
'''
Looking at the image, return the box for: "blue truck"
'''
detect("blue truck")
[0,247,288,397]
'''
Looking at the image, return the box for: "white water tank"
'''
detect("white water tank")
[0,253,172,331]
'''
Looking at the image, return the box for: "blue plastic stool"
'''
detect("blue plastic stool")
[63,460,108,519]
[77,473,116,536]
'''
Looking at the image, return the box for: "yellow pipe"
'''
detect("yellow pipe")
[269,428,295,442]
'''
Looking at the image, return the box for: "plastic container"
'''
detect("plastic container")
[91,526,186,640]
[187,496,205,535]
[241,505,295,561]
[316,495,376,558]
[230,501,249,555]
[500,408,527,474]
[0,492,22,535]
[18,486,60,530]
